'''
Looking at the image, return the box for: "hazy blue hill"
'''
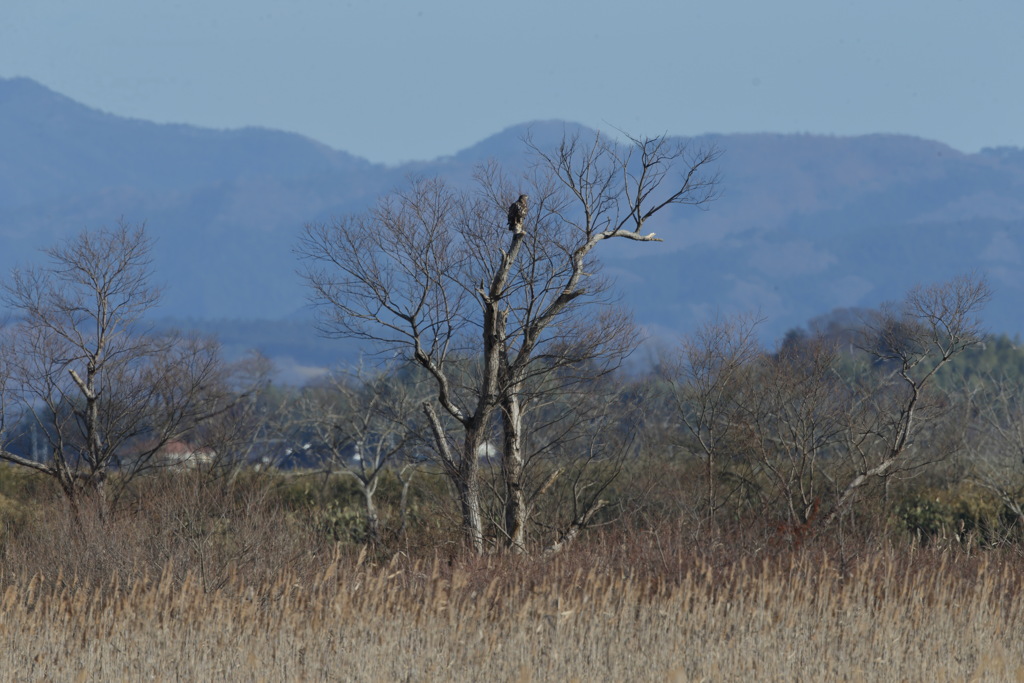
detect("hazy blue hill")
[0,77,397,319]
[0,78,374,205]
[2,77,1024,373]
[622,219,1023,342]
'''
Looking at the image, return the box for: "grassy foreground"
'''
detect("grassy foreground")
[2,546,1023,681]
[1,469,1024,681]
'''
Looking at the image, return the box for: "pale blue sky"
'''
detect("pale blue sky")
[3,0,1022,164]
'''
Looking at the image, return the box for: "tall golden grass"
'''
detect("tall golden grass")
[2,546,1023,682]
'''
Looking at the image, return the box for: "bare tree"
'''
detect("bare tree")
[737,338,851,527]
[662,276,989,534]
[292,367,424,544]
[664,316,854,530]
[473,363,642,553]
[0,222,237,506]
[298,130,720,552]
[963,375,1024,531]
[660,313,763,527]
[823,275,991,527]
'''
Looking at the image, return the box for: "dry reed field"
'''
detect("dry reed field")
[2,545,1024,682]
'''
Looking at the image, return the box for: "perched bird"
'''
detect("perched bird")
[507,194,529,232]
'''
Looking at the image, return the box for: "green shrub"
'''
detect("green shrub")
[896,494,954,542]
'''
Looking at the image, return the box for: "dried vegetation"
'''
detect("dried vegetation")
[1,472,1023,681]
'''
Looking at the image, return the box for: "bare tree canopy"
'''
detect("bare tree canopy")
[297,130,721,552]
[286,365,427,544]
[820,274,992,525]
[658,274,992,538]
[0,221,240,505]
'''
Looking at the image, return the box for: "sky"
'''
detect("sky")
[2,0,1023,165]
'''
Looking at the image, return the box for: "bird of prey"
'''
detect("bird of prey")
[507,194,529,232]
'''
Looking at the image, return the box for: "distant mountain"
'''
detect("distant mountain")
[3,77,1024,374]
[0,77,396,319]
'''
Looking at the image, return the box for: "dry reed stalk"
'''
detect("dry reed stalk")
[0,549,1022,681]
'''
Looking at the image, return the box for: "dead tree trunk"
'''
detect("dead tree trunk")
[500,386,527,552]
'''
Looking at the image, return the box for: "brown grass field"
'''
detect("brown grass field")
[2,545,1024,681]
[2,472,1024,681]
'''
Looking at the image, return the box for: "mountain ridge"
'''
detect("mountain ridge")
[2,77,1023,368]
